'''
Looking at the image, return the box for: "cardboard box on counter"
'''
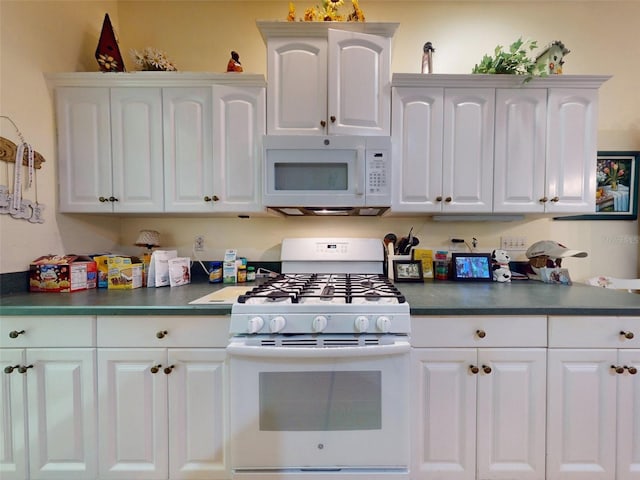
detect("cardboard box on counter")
[29,255,97,292]
[107,256,143,289]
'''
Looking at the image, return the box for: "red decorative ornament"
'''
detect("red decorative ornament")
[95,13,126,72]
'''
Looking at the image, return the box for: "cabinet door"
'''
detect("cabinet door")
[26,348,97,480]
[546,88,598,213]
[266,37,327,135]
[168,349,229,480]
[328,29,391,136]
[110,88,164,212]
[56,87,113,212]
[443,89,494,212]
[493,89,547,213]
[163,87,215,212]
[476,348,547,480]
[0,349,27,480]
[617,349,640,480]
[547,349,617,480]
[98,348,168,480]
[212,85,265,213]
[391,87,444,212]
[411,348,477,480]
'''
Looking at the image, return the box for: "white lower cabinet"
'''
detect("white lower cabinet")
[0,316,97,480]
[410,316,547,480]
[96,316,230,480]
[547,316,640,480]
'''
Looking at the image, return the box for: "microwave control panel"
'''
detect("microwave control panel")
[366,149,391,202]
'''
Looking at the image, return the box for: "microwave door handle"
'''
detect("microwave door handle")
[355,146,365,196]
[227,341,410,359]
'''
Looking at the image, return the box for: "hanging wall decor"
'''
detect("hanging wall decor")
[0,115,46,223]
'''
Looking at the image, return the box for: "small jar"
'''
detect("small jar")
[237,265,247,283]
[208,261,222,283]
[246,266,256,282]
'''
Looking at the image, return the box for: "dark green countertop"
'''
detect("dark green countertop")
[1,281,639,316]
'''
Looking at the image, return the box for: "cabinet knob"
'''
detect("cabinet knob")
[620,330,635,340]
[469,365,480,374]
[320,120,326,128]
[163,365,175,375]
[482,364,492,374]
[150,364,162,374]
[611,365,625,374]
[476,329,486,338]
[4,364,19,374]
[550,196,560,202]
[435,196,443,202]
[9,330,25,338]
[109,196,118,202]
[625,365,638,375]
[18,364,33,374]
[99,196,109,202]
[330,115,336,123]
[156,330,168,339]
[204,195,220,202]
[445,197,452,203]
[539,196,548,203]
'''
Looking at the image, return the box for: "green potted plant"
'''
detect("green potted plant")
[472,37,547,82]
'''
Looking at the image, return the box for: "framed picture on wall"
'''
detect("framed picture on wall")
[555,151,639,221]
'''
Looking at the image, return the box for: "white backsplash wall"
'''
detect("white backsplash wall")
[119,216,640,282]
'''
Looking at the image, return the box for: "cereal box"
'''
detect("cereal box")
[107,256,143,290]
[29,255,97,292]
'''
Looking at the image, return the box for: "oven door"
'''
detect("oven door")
[228,337,410,473]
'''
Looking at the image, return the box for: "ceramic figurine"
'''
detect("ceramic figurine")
[227,51,243,72]
[421,42,435,74]
[491,249,512,282]
[535,41,570,74]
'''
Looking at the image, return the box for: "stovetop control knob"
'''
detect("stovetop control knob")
[376,316,391,333]
[270,316,286,333]
[312,315,328,333]
[247,316,264,334]
[355,316,369,333]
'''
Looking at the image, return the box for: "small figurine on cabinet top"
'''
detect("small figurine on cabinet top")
[421,42,435,74]
[227,51,243,72]
[535,40,570,75]
[491,249,512,282]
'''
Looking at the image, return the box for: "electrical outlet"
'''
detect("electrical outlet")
[500,236,527,251]
[194,235,205,252]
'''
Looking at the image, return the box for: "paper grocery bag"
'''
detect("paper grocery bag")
[147,250,177,287]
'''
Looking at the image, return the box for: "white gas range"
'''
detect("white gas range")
[228,238,411,480]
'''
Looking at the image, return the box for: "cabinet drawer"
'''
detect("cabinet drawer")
[548,316,640,348]
[0,316,95,347]
[410,315,547,348]
[97,315,230,347]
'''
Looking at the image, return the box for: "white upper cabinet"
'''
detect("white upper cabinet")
[48,73,266,215]
[259,21,397,136]
[391,74,610,215]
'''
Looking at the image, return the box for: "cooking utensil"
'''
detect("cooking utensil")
[384,233,397,256]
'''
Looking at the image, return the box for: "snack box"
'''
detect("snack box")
[107,256,143,290]
[29,255,97,292]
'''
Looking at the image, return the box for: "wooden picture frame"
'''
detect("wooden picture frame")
[393,260,423,282]
[555,151,639,221]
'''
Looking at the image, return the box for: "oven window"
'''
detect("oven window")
[259,371,381,431]
[274,163,348,191]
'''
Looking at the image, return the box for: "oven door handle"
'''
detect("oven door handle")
[227,340,410,358]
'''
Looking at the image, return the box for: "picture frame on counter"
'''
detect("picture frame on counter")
[392,260,423,282]
[556,151,639,221]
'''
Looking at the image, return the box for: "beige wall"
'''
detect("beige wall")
[1,0,638,282]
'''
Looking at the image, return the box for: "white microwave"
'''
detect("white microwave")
[263,136,391,216]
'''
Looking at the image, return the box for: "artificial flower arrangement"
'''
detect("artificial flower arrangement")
[130,47,178,71]
[472,37,547,82]
[287,0,365,22]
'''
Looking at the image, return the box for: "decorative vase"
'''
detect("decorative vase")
[610,179,618,191]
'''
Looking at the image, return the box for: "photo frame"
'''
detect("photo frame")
[555,151,639,220]
[393,260,423,282]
